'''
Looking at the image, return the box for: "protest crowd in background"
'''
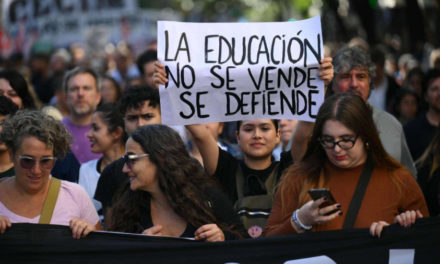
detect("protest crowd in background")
[0,0,440,253]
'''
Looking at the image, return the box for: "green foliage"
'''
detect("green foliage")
[368,0,379,9]
[292,0,313,17]
[136,0,314,22]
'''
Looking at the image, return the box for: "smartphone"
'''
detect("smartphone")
[308,188,338,215]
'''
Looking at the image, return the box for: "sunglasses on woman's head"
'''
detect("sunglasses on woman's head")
[18,155,57,171]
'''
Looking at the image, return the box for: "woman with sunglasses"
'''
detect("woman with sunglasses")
[264,93,428,236]
[106,124,246,241]
[0,110,101,238]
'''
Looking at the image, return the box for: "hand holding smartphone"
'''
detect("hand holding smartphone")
[308,188,338,216]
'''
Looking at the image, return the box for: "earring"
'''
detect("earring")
[365,142,370,150]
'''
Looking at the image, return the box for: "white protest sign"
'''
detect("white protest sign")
[157,16,324,125]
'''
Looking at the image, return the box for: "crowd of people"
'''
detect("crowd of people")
[0,25,439,243]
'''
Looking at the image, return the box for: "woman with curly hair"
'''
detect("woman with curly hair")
[106,124,246,241]
[0,110,101,238]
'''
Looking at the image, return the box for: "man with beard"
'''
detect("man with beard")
[62,67,102,164]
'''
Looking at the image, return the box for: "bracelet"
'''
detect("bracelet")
[291,209,312,231]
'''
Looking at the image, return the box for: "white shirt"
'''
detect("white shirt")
[78,159,102,214]
[368,77,388,111]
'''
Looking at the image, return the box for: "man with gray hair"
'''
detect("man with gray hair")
[62,67,102,164]
[330,45,416,176]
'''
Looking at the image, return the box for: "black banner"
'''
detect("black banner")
[1,217,440,263]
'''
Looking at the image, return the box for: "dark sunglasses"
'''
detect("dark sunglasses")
[122,153,149,169]
[18,155,57,171]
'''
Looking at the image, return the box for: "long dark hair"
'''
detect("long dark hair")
[278,93,402,216]
[106,125,229,233]
[0,69,36,109]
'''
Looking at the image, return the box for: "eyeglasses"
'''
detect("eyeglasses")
[18,155,57,171]
[319,135,358,150]
[122,153,149,169]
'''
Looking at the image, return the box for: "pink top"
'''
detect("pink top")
[0,179,99,226]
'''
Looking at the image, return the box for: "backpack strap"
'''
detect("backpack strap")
[236,165,245,199]
[264,163,280,197]
[342,156,374,229]
[39,177,62,224]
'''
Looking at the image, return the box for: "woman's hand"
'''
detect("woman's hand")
[318,57,334,87]
[369,221,389,238]
[0,216,11,234]
[294,197,342,231]
[69,218,96,239]
[395,209,423,227]
[152,61,168,89]
[142,225,163,236]
[194,224,225,242]
[370,210,423,237]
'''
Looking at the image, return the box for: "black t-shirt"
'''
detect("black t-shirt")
[94,158,126,215]
[51,150,80,183]
[404,114,436,161]
[213,147,292,203]
[0,166,14,178]
[417,161,440,216]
